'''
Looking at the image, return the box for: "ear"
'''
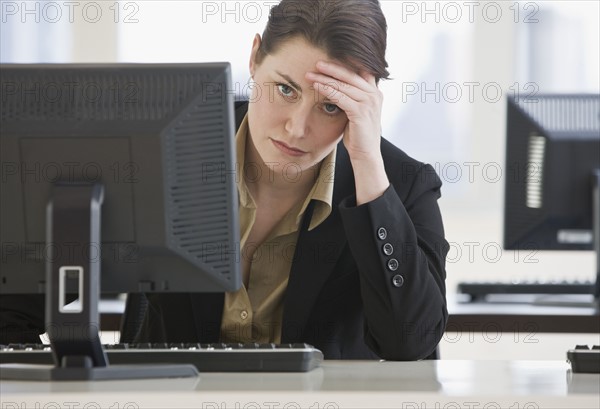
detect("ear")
[249,34,262,78]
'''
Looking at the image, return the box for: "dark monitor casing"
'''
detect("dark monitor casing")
[0,63,241,380]
[504,94,599,251]
[1,63,241,294]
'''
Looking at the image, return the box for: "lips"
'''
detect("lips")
[270,138,307,157]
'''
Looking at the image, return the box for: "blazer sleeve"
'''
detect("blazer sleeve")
[338,162,448,360]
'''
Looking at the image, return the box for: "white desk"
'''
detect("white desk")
[1,360,598,409]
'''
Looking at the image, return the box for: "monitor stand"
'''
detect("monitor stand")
[0,183,197,381]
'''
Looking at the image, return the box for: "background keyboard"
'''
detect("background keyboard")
[567,345,600,373]
[457,280,596,301]
[0,343,323,372]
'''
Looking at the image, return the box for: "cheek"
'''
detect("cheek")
[319,120,347,146]
[310,124,345,162]
[250,99,286,132]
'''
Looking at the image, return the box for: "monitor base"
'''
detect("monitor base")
[0,362,198,381]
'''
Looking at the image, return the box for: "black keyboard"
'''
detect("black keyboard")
[567,345,600,373]
[457,280,596,301]
[0,343,323,372]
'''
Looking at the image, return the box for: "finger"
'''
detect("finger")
[305,71,365,102]
[314,61,373,92]
[312,82,359,114]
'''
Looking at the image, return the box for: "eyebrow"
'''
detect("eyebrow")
[275,71,303,92]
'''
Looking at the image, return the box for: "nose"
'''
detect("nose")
[284,103,311,138]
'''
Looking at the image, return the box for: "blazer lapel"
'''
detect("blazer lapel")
[281,143,354,342]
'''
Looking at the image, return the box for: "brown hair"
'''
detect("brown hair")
[255,0,390,82]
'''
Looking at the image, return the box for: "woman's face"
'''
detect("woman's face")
[247,35,349,176]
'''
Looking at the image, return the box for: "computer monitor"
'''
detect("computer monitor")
[0,63,241,380]
[503,94,600,300]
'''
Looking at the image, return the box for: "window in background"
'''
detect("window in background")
[0,0,72,62]
[117,1,271,88]
[516,1,599,93]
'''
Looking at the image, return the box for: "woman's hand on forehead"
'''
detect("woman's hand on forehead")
[305,60,383,163]
[306,60,389,205]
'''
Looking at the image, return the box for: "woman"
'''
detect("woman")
[139,0,449,360]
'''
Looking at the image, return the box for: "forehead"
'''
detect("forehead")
[259,36,365,85]
[259,37,333,82]
[270,36,330,62]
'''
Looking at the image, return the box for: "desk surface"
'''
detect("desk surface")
[447,295,600,333]
[1,360,599,408]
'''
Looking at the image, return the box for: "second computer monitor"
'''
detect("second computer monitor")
[504,94,600,252]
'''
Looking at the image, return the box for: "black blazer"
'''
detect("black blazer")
[137,101,449,360]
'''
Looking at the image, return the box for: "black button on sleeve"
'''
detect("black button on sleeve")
[392,274,404,288]
[377,227,387,240]
[387,258,399,271]
[383,243,394,256]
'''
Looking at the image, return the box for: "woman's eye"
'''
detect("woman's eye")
[323,103,340,114]
[277,84,295,98]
